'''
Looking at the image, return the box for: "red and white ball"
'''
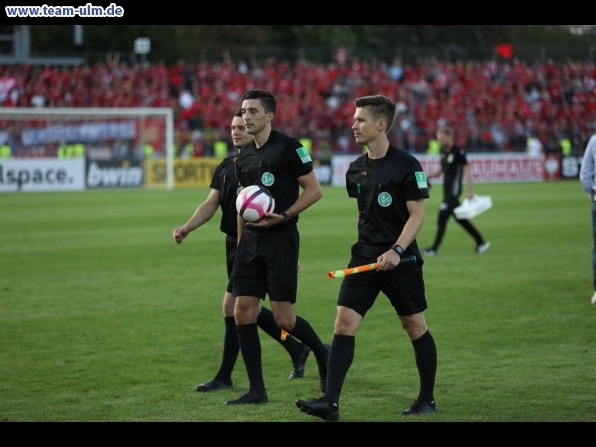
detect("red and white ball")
[236,185,275,223]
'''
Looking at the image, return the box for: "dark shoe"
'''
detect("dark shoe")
[195,379,232,392]
[289,343,311,379]
[296,397,339,421]
[225,390,268,405]
[401,399,437,416]
[318,343,331,393]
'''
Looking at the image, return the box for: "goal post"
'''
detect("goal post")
[0,107,176,190]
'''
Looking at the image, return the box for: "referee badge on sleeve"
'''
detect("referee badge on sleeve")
[296,147,312,163]
[415,171,428,189]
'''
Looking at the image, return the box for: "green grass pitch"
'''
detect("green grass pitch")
[0,180,594,422]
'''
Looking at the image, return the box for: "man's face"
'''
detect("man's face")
[437,131,452,149]
[241,99,271,136]
[230,116,252,148]
[352,107,381,145]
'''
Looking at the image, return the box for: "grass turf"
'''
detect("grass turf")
[0,181,593,423]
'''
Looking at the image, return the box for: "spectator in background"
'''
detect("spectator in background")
[388,58,404,82]
[172,109,313,393]
[178,88,201,131]
[579,134,596,305]
[526,134,544,157]
[421,126,490,256]
[3,59,594,158]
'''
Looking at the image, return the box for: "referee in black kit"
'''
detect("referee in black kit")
[421,125,490,256]
[227,89,330,405]
[173,109,312,393]
[296,95,437,421]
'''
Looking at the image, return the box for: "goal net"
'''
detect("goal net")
[0,107,175,190]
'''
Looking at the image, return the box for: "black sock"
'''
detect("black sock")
[257,307,303,358]
[324,334,354,405]
[213,316,238,384]
[289,316,327,374]
[412,330,437,403]
[236,322,266,393]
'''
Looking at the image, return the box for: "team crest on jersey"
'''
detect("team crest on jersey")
[377,191,392,207]
[296,147,312,163]
[447,154,454,163]
[415,171,428,189]
[261,172,275,187]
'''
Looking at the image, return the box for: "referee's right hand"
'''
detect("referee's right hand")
[173,227,188,244]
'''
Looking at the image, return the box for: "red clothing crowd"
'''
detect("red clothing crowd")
[0,57,594,155]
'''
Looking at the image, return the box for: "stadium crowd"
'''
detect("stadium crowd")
[0,57,594,157]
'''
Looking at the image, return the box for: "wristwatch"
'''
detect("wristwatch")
[281,212,290,223]
[391,244,405,256]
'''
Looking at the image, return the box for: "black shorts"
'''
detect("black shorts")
[337,242,427,317]
[225,235,237,294]
[232,227,299,303]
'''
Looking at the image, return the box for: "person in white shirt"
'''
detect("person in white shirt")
[579,134,596,305]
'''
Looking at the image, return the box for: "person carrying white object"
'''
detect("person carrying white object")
[421,126,490,256]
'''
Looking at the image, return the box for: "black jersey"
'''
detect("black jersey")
[236,129,313,225]
[210,152,241,237]
[345,146,429,250]
[440,145,468,199]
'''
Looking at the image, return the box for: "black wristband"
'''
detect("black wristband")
[391,244,405,256]
[281,212,290,222]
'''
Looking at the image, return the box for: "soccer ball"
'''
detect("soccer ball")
[236,184,275,223]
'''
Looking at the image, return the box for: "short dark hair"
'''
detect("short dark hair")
[234,108,243,118]
[437,126,453,137]
[242,89,276,113]
[354,95,396,133]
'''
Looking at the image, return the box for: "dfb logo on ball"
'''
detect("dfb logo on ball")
[236,185,275,223]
